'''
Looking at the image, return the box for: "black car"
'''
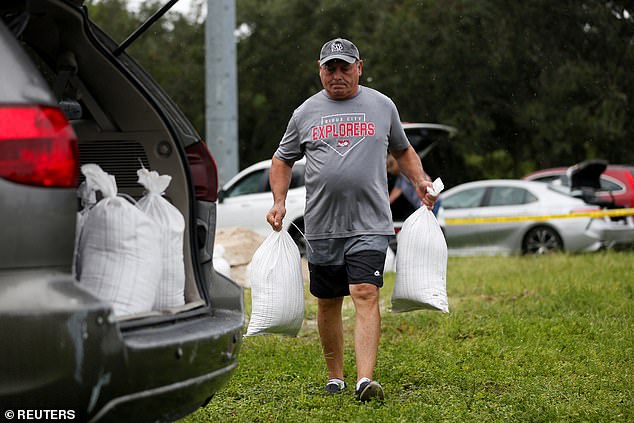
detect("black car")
[0,0,243,421]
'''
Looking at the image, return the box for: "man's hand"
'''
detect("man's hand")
[415,180,437,211]
[266,203,286,232]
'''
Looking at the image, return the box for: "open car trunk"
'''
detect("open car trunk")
[566,159,618,209]
[18,0,206,318]
[0,1,243,420]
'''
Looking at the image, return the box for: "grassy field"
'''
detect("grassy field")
[181,252,633,422]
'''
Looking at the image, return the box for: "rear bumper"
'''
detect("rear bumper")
[89,362,237,422]
[0,271,243,422]
[587,216,634,247]
[0,271,120,415]
[90,311,242,422]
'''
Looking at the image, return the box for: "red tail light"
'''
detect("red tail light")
[185,141,218,201]
[0,105,79,187]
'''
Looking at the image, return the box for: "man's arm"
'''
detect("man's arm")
[266,156,295,231]
[391,146,436,210]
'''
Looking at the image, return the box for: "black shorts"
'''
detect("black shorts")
[306,235,388,299]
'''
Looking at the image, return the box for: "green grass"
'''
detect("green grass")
[181,252,633,422]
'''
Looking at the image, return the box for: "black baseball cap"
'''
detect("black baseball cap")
[319,38,360,66]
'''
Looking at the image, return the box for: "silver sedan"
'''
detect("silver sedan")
[436,180,634,255]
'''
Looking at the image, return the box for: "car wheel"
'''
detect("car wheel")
[522,226,563,255]
[289,219,307,257]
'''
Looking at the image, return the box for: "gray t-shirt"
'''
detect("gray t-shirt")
[274,86,410,240]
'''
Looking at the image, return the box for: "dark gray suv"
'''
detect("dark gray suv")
[0,0,243,421]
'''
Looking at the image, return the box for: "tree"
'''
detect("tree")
[86,0,206,134]
[86,0,634,183]
[235,0,391,166]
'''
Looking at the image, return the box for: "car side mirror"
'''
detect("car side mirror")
[218,189,225,203]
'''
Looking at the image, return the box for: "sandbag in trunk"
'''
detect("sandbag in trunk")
[76,164,161,316]
[245,230,304,336]
[136,168,186,309]
[392,178,449,313]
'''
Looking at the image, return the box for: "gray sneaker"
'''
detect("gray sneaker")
[355,380,385,402]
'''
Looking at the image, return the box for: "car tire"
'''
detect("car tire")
[522,226,563,255]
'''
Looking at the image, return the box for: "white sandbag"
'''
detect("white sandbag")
[245,230,304,337]
[136,168,186,308]
[213,244,232,278]
[76,164,161,316]
[392,178,449,313]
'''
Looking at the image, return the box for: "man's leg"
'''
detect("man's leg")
[349,283,380,381]
[317,296,345,380]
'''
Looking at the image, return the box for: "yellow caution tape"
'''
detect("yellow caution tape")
[444,208,634,225]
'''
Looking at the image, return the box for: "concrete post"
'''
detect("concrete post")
[205,0,238,186]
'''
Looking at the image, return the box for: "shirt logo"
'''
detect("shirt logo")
[312,113,375,157]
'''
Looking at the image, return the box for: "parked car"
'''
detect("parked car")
[523,160,634,208]
[216,123,457,253]
[0,1,243,421]
[217,158,307,250]
[435,179,634,255]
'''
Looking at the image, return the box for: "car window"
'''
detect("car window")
[442,187,486,209]
[224,169,268,197]
[260,163,305,192]
[290,164,305,189]
[599,177,623,192]
[531,175,561,183]
[404,126,453,151]
[488,187,536,206]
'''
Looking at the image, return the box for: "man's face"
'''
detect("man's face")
[319,59,363,100]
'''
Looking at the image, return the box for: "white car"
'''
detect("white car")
[436,179,634,255]
[217,158,308,249]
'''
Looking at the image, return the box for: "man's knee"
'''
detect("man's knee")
[349,283,379,303]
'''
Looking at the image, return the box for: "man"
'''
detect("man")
[266,38,436,402]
